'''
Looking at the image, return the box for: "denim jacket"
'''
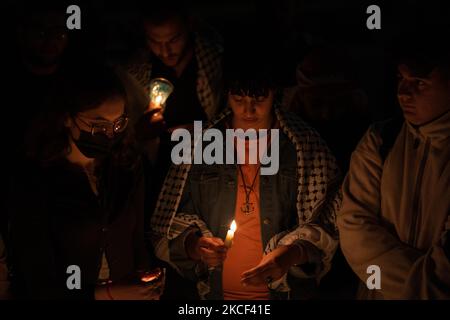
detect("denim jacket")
[151,108,341,300]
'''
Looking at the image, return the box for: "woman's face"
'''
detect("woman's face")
[228,90,274,131]
[70,97,126,139]
[65,97,127,160]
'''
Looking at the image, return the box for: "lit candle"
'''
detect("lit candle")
[148,77,174,112]
[154,95,163,106]
[224,220,237,248]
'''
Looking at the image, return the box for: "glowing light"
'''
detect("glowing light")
[149,78,174,111]
[224,220,237,248]
[230,220,237,232]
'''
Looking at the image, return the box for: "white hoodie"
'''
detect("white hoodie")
[338,110,450,299]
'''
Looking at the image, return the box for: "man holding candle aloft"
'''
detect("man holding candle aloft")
[121,2,223,157]
[151,41,341,300]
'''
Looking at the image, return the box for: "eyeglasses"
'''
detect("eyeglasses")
[75,114,129,138]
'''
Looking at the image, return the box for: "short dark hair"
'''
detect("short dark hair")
[140,1,189,26]
[392,27,450,78]
[224,40,279,98]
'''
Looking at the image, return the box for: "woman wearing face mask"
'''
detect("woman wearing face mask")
[8,63,163,300]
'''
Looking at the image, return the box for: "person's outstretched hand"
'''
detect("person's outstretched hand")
[240,245,305,287]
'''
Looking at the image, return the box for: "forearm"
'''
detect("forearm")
[168,227,204,281]
[271,223,337,280]
[287,240,322,266]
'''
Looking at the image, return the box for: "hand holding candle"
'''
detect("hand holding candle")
[185,232,227,268]
[224,220,237,248]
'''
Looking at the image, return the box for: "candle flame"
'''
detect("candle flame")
[155,95,163,105]
[230,220,237,232]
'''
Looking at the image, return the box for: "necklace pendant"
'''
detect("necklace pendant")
[241,202,255,215]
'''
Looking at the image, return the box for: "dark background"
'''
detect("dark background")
[1,0,449,300]
[2,0,450,121]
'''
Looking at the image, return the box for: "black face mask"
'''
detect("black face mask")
[74,130,125,159]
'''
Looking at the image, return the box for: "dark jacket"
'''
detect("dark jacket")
[9,157,150,299]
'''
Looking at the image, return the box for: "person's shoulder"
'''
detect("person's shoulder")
[369,116,405,162]
[194,30,224,56]
[371,117,402,134]
[276,108,324,141]
[349,118,400,161]
[367,116,404,146]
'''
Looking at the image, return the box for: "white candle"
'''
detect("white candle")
[224,220,237,248]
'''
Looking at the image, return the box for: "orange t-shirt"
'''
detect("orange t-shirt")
[222,137,270,300]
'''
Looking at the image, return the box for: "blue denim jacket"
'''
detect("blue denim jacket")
[169,131,319,299]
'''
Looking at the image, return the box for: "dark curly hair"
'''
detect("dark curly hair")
[222,36,282,110]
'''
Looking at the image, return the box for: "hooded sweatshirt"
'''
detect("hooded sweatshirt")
[338,110,450,299]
